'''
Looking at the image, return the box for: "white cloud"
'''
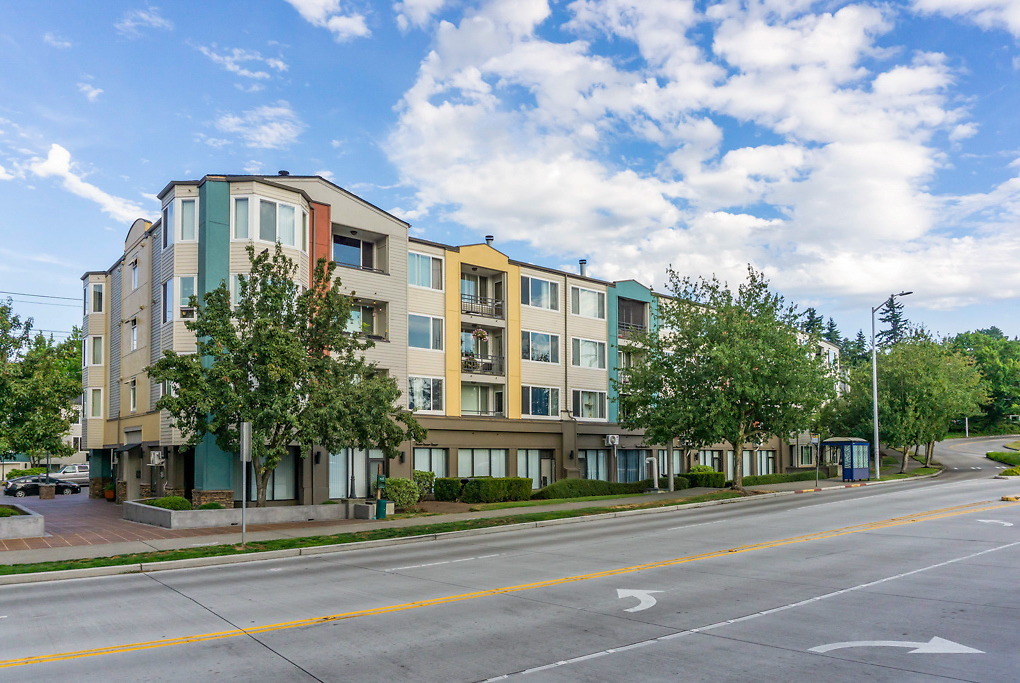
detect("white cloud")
[28,144,148,223]
[115,6,174,37]
[0,164,13,180]
[386,0,1018,313]
[243,160,263,174]
[314,169,335,181]
[283,0,371,41]
[77,83,103,102]
[197,45,289,80]
[912,0,1020,37]
[395,0,448,30]
[215,101,305,149]
[43,32,72,48]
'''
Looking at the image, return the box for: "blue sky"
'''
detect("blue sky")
[1,0,1017,343]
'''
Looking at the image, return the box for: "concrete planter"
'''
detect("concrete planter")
[353,501,395,519]
[0,503,44,539]
[122,500,351,529]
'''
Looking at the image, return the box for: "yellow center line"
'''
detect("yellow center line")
[1,499,1016,669]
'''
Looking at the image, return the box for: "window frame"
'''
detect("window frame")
[129,319,138,351]
[521,385,560,418]
[178,274,197,319]
[332,234,375,271]
[571,337,607,369]
[131,262,138,290]
[87,283,105,314]
[88,335,103,366]
[407,376,444,413]
[521,329,560,364]
[521,275,560,311]
[178,197,198,242]
[413,447,448,478]
[408,313,444,351]
[128,378,137,412]
[570,286,606,319]
[161,280,174,324]
[408,251,444,290]
[88,387,103,419]
[571,389,607,421]
[231,195,308,252]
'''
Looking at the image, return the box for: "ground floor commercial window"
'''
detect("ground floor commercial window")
[699,449,723,472]
[656,449,682,479]
[518,449,555,489]
[413,447,447,478]
[725,450,752,481]
[329,448,385,499]
[796,444,813,466]
[234,449,297,502]
[458,448,507,477]
[579,449,609,481]
[757,449,776,475]
[617,449,649,483]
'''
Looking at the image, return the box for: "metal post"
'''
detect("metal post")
[667,443,675,491]
[965,416,969,438]
[240,422,251,546]
[871,305,881,481]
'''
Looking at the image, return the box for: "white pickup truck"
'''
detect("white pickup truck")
[51,464,90,485]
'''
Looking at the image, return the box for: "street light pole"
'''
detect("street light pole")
[871,291,913,481]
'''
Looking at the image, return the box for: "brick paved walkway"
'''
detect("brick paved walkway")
[0,493,359,552]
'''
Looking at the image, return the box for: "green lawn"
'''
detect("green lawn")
[470,492,683,510]
[0,491,743,577]
[1004,440,1020,451]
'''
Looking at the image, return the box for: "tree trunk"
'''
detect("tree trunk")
[924,440,934,467]
[899,446,909,474]
[255,467,271,507]
[732,439,744,490]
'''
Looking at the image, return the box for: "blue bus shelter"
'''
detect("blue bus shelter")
[823,437,872,482]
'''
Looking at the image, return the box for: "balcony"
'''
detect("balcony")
[618,321,648,337]
[461,352,504,375]
[461,294,504,319]
[461,408,504,418]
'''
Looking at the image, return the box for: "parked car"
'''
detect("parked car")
[51,463,90,485]
[3,476,82,497]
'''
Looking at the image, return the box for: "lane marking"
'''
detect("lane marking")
[386,553,502,572]
[1,500,1015,670]
[665,520,727,531]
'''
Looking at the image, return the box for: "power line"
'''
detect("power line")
[0,290,78,301]
[9,299,79,308]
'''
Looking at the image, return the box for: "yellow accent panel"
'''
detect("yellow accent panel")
[444,250,463,416]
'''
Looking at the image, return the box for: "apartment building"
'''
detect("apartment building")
[83,173,836,505]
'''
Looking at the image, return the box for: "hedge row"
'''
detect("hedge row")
[740,471,820,487]
[683,471,726,488]
[531,478,648,500]
[5,467,46,479]
[986,451,1020,467]
[434,477,533,503]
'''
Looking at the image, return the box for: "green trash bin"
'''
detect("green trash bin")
[375,498,388,520]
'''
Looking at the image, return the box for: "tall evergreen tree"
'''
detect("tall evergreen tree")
[840,329,869,366]
[801,307,824,335]
[876,295,910,347]
[823,317,842,346]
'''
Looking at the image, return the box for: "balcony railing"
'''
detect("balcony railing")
[461,294,504,319]
[461,353,504,375]
[618,321,648,337]
[461,409,504,417]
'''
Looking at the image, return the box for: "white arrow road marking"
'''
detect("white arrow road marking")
[978,519,1014,526]
[810,637,983,654]
[971,467,982,470]
[617,589,662,612]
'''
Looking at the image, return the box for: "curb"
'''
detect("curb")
[790,468,944,494]
[0,475,940,586]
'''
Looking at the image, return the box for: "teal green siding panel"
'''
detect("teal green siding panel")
[608,280,657,423]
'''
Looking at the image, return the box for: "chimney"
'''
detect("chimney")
[278,170,290,176]
[579,259,587,277]
[485,235,494,246]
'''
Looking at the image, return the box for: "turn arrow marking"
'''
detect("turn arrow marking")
[617,589,662,612]
[978,519,1013,526]
[810,637,983,654]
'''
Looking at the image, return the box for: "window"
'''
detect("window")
[521,276,559,310]
[413,448,447,478]
[333,235,374,270]
[86,283,104,314]
[617,449,648,483]
[131,262,138,290]
[521,330,559,363]
[162,202,174,249]
[457,448,507,477]
[89,388,102,418]
[180,199,197,241]
[699,449,723,471]
[799,445,813,466]
[89,335,103,366]
[72,436,81,451]
[521,386,559,417]
[657,449,682,478]
[161,280,174,324]
[757,449,776,475]
[579,449,609,481]
[408,314,443,350]
[128,379,137,412]
[346,304,374,335]
[179,275,196,318]
[409,252,443,289]
[130,320,138,351]
[571,338,606,369]
[408,376,443,412]
[572,390,607,420]
[230,274,243,308]
[570,287,605,319]
[233,197,249,239]
[618,298,648,331]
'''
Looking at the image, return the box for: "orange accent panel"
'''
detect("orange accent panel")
[310,201,332,287]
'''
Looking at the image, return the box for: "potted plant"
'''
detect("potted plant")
[103,481,116,501]
[472,328,488,342]
[462,352,480,372]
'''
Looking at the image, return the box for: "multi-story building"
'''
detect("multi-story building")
[82,173,836,505]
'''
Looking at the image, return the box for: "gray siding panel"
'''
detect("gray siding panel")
[109,267,122,417]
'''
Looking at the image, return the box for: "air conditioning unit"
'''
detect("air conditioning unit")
[604,434,620,447]
[149,451,166,466]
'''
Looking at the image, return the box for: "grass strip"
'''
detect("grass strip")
[875,467,940,481]
[0,492,742,576]
[1004,440,1020,450]
[987,451,1020,467]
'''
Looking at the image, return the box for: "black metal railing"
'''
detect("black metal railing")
[461,353,504,375]
[618,320,648,336]
[461,294,504,318]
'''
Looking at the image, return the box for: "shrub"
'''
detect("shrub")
[688,464,716,474]
[384,477,420,509]
[684,471,726,488]
[6,467,46,479]
[532,478,648,499]
[460,477,532,503]
[657,476,691,490]
[321,500,339,505]
[413,470,435,501]
[434,478,463,501]
[1000,466,1020,476]
[0,507,19,517]
[147,496,193,511]
[197,502,223,510]
[987,451,1020,467]
[742,471,819,487]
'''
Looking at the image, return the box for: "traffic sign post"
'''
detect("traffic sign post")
[240,422,251,546]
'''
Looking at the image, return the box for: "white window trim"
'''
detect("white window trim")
[161,280,174,325]
[128,379,138,412]
[88,388,103,419]
[521,275,561,311]
[129,319,138,351]
[408,313,444,352]
[572,389,608,422]
[521,329,560,364]
[231,194,308,253]
[407,375,445,413]
[177,274,197,319]
[177,197,199,242]
[571,336,607,370]
[408,251,444,291]
[570,285,606,319]
[521,385,560,419]
[88,283,105,314]
[131,262,139,291]
[88,335,103,366]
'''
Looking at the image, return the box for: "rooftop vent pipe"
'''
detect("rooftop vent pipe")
[278,170,290,176]
[579,259,587,277]
[485,235,494,245]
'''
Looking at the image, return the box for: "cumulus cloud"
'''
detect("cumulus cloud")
[0,164,13,180]
[43,32,72,48]
[395,0,448,30]
[77,82,103,102]
[912,0,1020,37]
[283,0,371,41]
[28,144,148,223]
[115,6,174,37]
[197,45,289,80]
[386,0,1020,313]
[215,101,305,149]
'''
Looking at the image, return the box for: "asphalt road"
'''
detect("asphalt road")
[2,437,1018,681]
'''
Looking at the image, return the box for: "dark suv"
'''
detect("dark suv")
[3,476,82,497]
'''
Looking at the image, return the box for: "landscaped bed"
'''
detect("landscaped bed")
[123,497,350,529]
[0,503,44,539]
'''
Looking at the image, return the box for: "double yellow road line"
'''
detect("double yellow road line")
[2,499,1015,669]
